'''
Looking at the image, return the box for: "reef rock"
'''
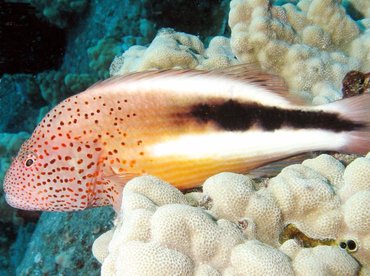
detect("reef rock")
[93,153,370,275]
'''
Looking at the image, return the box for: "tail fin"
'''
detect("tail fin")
[319,93,370,155]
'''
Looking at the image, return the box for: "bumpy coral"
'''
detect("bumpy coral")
[63,73,98,93]
[343,0,370,19]
[110,0,370,104]
[280,239,359,275]
[88,36,122,79]
[93,154,369,275]
[36,71,70,106]
[228,0,370,104]
[36,71,96,107]
[109,28,238,76]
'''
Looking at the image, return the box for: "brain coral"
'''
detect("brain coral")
[93,153,369,275]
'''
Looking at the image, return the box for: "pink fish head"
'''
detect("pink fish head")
[3,130,101,211]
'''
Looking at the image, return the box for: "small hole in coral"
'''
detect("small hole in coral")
[339,241,347,249]
[346,240,358,252]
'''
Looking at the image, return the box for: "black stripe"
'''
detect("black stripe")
[190,100,364,132]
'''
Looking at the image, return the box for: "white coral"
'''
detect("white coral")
[269,163,342,239]
[109,0,370,104]
[343,0,370,18]
[93,153,370,275]
[203,172,282,246]
[115,241,193,276]
[109,29,238,76]
[226,240,294,275]
[228,0,367,104]
[281,239,360,276]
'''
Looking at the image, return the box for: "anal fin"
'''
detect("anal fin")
[247,152,316,179]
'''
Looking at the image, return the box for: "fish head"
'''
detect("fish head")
[3,142,41,210]
[3,132,97,211]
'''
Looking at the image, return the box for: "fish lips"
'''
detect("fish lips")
[4,193,37,210]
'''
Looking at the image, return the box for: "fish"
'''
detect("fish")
[3,64,370,211]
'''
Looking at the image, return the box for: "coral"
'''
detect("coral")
[36,70,70,106]
[0,74,44,133]
[87,36,122,79]
[3,0,369,275]
[348,28,370,72]
[110,28,204,75]
[342,0,370,19]
[16,208,114,275]
[280,239,359,275]
[64,73,98,93]
[228,0,370,104]
[227,240,294,275]
[36,71,96,106]
[268,162,342,240]
[29,0,88,28]
[201,36,240,70]
[203,172,282,245]
[93,153,370,275]
[109,28,238,76]
[115,241,194,275]
[92,230,114,264]
[111,0,370,104]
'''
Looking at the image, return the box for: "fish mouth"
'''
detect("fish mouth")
[4,193,37,211]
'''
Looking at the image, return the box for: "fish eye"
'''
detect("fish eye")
[25,158,34,167]
[24,153,37,168]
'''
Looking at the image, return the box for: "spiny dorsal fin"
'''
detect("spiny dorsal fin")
[86,64,306,105]
[85,68,204,91]
[213,63,287,91]
[211,63,306,105]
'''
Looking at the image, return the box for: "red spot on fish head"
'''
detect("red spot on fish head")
[3,131,96,211]
[4,140,44,210]
[4,94,111,211]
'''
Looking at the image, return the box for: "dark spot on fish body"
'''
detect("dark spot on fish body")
[189,100,365,132]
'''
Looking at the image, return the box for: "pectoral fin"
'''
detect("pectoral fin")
[103,167,141,212]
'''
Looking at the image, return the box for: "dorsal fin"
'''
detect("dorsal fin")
[86,68,205,90]
[213,63,287,92]
[211,63,306,105]
[85,64,306,105]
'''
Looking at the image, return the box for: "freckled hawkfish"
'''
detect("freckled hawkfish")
[3,65,370,211]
